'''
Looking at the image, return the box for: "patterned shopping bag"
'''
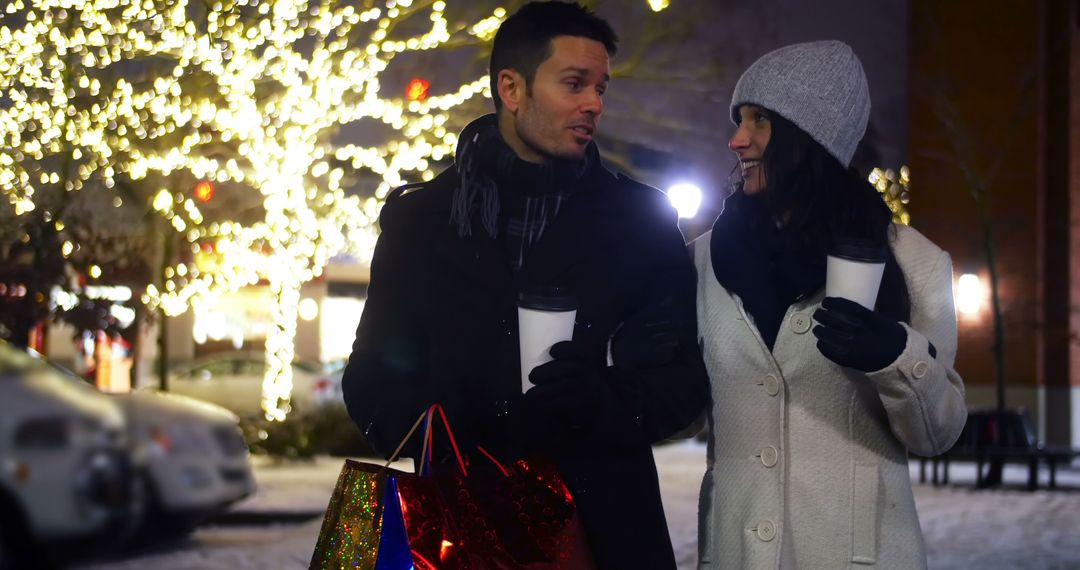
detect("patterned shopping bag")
[308,458,397,569]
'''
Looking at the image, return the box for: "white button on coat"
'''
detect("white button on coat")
[790,313,812,334]
[912,361,929,378]
[762,374,780,396]
[756,520,777,542]
[760,446,779,467]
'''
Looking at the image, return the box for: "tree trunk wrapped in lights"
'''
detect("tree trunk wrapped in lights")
[265,275,301,421]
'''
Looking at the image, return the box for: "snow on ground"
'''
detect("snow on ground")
[229,455,413,515]
[76,442,1080,569]
[911,462,1080,569]
[653,442,704,569]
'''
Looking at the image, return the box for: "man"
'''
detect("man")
[342,2,708,568]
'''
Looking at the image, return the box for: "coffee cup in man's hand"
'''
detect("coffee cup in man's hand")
[517,286,576,393]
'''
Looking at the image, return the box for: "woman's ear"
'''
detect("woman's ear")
[497,69,525,114]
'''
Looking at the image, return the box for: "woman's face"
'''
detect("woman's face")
[729,104,772,195]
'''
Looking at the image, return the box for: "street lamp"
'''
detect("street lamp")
[956,273,983,315]
[667,183,702,219]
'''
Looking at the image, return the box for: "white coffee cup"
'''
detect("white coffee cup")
[517,287,577,393]
[825,241,887,310]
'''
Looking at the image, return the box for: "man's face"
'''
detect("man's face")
[498,35,610,163]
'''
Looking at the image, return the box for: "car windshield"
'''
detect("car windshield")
[0,342,52,378]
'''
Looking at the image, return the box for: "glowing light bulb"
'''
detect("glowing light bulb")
[956,274,983,316]
[667,183,702,219]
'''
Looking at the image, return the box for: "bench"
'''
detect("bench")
[916,409,1080,490]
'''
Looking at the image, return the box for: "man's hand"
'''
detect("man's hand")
[523,340,608,431]
[812,296,907,373]
[611,296,679,369]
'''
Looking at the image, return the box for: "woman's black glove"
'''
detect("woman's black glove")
[812,296,907,373]
[522,340,609,432]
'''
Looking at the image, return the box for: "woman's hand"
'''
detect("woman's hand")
[811,297,908,373]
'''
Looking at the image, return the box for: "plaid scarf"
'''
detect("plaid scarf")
[451,114,596,271]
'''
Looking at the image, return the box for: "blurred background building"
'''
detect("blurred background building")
[907,0,1080,447]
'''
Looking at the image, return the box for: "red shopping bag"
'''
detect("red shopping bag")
[310,404,596,569]
[392,404,596,569]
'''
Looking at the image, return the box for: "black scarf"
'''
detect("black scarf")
[450,115,597,270]
[709,191,827,350]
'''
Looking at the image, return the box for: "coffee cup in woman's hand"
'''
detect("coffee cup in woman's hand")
[826,240,887,310]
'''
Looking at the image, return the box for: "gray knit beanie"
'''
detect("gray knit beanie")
[730,40,870,167]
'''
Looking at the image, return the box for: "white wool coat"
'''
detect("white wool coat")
[693,223,966,569]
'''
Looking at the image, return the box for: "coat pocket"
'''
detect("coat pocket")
[851,463,880,565]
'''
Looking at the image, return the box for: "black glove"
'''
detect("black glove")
[611,296,680,368]
[812,296,908,373]
[523,340,609,432]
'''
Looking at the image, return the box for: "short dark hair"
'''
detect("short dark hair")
[489,1,618,110]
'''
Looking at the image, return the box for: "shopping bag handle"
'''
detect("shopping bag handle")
[382,404,509,478]
[475,445,510,477]
[383,409,431,471]
[418,404,468,477]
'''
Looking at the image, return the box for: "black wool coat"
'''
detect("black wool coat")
[342,159,709,570]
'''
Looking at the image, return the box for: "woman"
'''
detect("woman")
[693,41,966,569]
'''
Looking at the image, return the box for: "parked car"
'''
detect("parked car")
[115,390,255,538]
[0,340,256,565]
[162,352,344,419]
[0,341,132,567]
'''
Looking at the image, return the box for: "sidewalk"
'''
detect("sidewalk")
[81,443,1080,569]
[907,459,1080,569]
[236,443,1080,569]
[220,455,363,520]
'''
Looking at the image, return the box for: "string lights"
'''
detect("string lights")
[870,166,911,225]
[3,0,674,419]
[2,0,505,419]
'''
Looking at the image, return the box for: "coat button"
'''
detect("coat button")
[789,313,811,334]
[756,520,777,542]
[762,374,780,396]
[912,361,929,378]
[759,446,779,468]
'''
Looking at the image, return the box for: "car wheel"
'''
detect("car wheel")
[113,471,152,547]
[0,489,48,570]
[132,476,201,543]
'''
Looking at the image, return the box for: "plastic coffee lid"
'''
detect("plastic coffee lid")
[517,286,577,311]
[830,239,887,263]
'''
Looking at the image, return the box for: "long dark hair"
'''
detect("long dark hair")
[751,111,911,323]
